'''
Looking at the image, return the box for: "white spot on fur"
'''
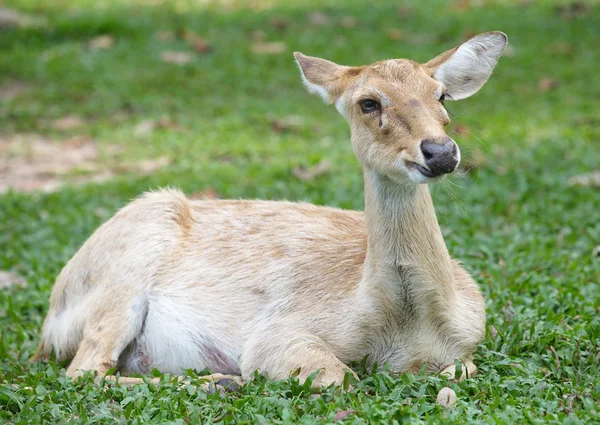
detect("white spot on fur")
[335,94,348,118]
[301,75,331,103]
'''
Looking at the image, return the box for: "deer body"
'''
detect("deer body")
[36,32,507,387]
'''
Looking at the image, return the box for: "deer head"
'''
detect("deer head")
[295,32,507,185]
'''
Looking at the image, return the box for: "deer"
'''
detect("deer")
[32,31,508,390]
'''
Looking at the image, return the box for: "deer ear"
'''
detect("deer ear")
[294,52,348,104]
[425,31,507,100]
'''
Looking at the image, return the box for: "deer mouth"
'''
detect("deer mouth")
[413,163,442,178]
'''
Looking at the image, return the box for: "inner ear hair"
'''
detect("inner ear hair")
[426,31,508,101]
[294,52,359,103]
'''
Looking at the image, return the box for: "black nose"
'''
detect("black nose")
[420,138,459,176]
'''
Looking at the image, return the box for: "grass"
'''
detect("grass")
[1,0,599,423]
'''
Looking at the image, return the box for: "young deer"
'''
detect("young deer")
[33,32,507,389]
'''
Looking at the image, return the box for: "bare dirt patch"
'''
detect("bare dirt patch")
[0,134,171,194]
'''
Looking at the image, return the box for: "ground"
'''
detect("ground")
[1,0,599,423]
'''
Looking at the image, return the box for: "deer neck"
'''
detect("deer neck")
[361,168,455,302]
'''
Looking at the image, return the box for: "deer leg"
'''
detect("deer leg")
[439,359,477,381]
[66,337,117,378]
[69,333,244,393]
[65,295,244,393]
[66,294,148,378]
[287,340,357,388]
[241,327,357,388]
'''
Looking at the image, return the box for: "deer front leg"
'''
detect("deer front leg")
[439,359,477,381]
[241,328,357,388]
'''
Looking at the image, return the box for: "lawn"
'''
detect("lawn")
[1,0,599,423]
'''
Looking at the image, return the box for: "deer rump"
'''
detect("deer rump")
[38,190,369,377]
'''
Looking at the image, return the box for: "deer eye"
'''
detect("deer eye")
[359,99,380,113]
[438,93,446,105]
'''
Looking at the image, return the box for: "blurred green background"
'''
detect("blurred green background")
[1,0,599,423]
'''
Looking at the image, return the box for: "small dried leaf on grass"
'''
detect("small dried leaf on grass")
[111,156,172,173]
[502,301,513,323]
[292,160,331,181]
[0,8,47,29]
[308,12,329,26]
[64,157,171,188]
[157,117,183,131]
[269,115,304,133]
[556,2,590,20]
[251,41,287,55]
[190,187,220,200]
[574,115,600,126]
[89,34,115,50]
[52,115,85,130]
[134,120,156,137]
[547,42,574,56]
[182,29,211,53]
[62,135,95,149]
[397,6,413,17]
[450,0,476,12]
[269,17,290,31]
[340,16,357,29]
[160,51,194,65]
[333,409,355,422]
[407,33,437,46]
[134,117,183,136]
[0,271,27,290]
[548,345,561,369]
[135,156,172,173]
[538,77,558,92]
[489,325,499,339]
[462,29,477,39]
[250,30,267,41]
[156,117,183,131]
[386,28,405,41]
[568,170,600,188]
[156,30,175,41]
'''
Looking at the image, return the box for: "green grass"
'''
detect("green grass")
[1,0,600,423]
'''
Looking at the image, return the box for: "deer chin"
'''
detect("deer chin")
[404,161,448,184]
